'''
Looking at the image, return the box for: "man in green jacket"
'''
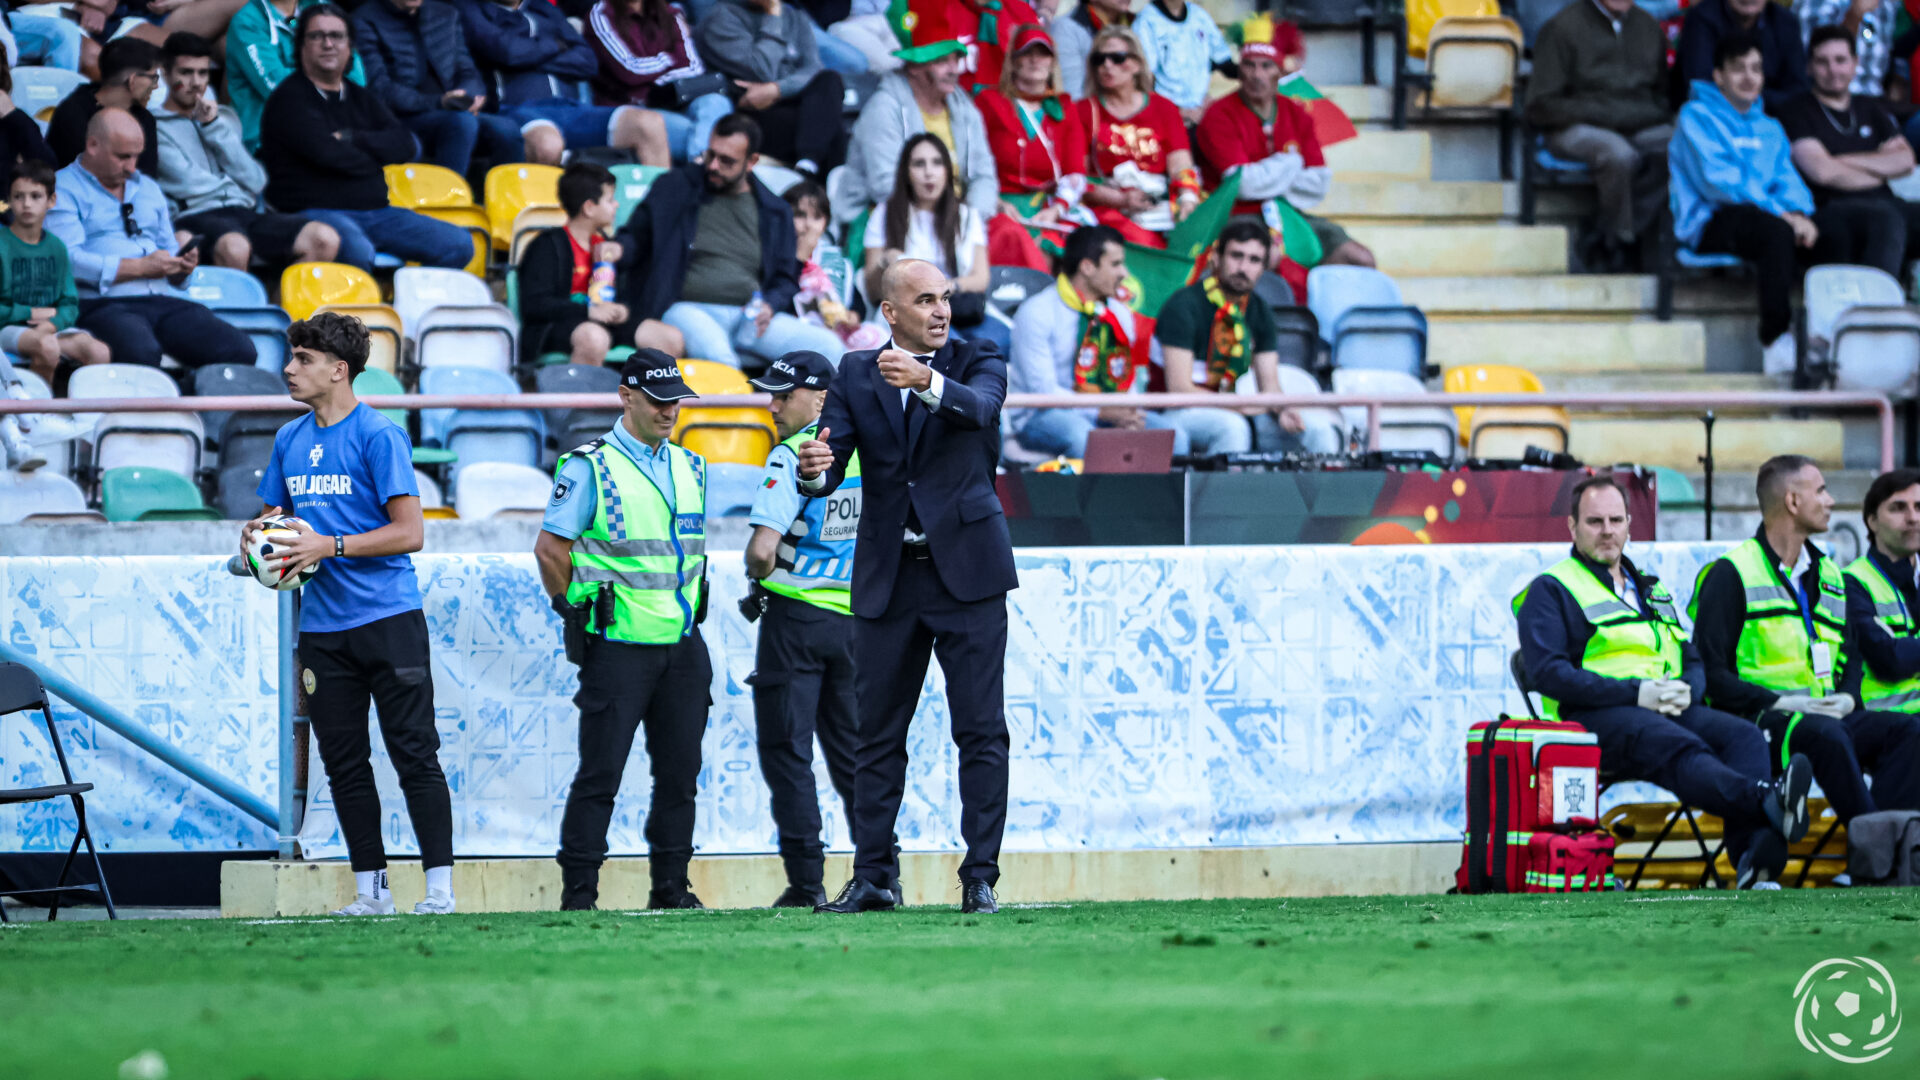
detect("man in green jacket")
[229,0,367,150]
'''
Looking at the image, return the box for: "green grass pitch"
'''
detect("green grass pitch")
[4,891,1918,1079]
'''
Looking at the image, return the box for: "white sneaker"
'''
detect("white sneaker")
[1762,333,1798,377]
[413,889,456,915]
[1831,872,1853,888]
[332,893,396,916]
[1751,881,1783,891]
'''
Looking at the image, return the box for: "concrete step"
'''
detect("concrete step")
[1325,129,1432,179]
[1401,274,1758,317]
[1569,416,1844,471]
[1541,371,1782,394]
[1346,223,1568,276]
[1322,83,1395,125]
[1426,319,1708,373]
[1319,178,1507,221]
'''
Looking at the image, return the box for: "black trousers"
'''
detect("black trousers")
[1566,703,1771,862]
[297,608,453,873]
[557,630,711,886]
[1804,192,1920,280]
[75,295,256,369]
[851,547,1009,887]
[744,71,848,173]
[1695,204,1798,345]
[1763,708,1920,819]
[750,592,859,887]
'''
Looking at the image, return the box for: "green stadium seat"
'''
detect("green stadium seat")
[100,467,219,522]
[1648,465,1700,508]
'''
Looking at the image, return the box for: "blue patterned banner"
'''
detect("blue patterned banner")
[0,543,1731,858]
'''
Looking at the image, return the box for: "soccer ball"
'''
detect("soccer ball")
[245,515,317,591]
[1795,957,1902,1063]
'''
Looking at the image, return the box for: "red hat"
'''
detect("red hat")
[1009,23,1054,55]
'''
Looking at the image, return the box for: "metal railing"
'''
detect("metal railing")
[2,389,1899,470]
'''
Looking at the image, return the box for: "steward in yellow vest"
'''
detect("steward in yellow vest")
[1688,455,1887,827]
[1836,468,1920,813]
[1513,475,1806,887]
[742,351,864,910]
[534,354,713,913]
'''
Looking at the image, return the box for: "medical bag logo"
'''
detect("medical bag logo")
[1793,957,1901,1063]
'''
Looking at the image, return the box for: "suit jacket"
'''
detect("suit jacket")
[809,338,1018,618]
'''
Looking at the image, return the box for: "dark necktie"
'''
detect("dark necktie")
[903,354,933,536]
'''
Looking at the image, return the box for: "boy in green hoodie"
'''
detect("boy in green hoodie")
[1,160,111,383]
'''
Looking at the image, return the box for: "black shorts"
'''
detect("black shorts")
[174,207,312,266]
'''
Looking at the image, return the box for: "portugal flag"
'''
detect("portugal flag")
[1277,73,1358,148]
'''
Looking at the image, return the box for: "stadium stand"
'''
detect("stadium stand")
[451,461,553,521]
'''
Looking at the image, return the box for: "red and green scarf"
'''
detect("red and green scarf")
[1201,275,1250,391]
[1058,275,1140,392]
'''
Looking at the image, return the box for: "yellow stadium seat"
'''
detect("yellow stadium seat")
[280,262,381,322]
[485,164,562,251]
[1404,0,1499,59]
[385,163,475,208]
[316,303,406,377]
[508,205,569,266]
[417,206,491,277]
[1441,363,1568,458]
[1422,16,1523,109]
[673,359,776,465]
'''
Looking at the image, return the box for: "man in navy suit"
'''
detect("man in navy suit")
[795,258,1018,915]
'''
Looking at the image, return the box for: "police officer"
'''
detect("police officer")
[534,351,712,912]
[1689,454,1919,838]
[1836,468,1920,812]
[1515,474,1810,888]
[743,351,863,908]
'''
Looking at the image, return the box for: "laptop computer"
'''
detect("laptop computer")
[1082,428,1177,474]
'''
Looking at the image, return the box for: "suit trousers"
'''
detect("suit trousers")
[1763,708,1920,819]
[1565,703,1771,863]
[557,630,712,886]
[851,547,1010,887]
[750,592,860,887]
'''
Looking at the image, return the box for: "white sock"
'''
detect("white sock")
[795,158,819,176]
[355,868,389,897]
[425,864,453,896]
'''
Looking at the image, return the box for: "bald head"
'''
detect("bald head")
[878,258,953,355]
[82,108,146,189]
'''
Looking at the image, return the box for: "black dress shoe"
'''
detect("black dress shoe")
[815,877,897,913]
[890,882,904,906]
[560,867,598,911]
[959,879,997,914]
[648,882,707,909]
[772,884,827,908]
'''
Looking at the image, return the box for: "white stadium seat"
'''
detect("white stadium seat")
[1332,368,1458,462]
[0,469,94,524]
[452,461,552,520]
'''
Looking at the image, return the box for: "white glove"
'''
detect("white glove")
[1773,694,1820,715]
[1809,693,1855,718]
[1654,680,1690,716]
[1636,680,1666,712]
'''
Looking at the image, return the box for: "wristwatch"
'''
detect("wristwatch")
[334,535,346,558]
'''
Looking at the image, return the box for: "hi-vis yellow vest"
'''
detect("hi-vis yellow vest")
[1688,539,1845,698]
[1512,557,1684,719]
[1843,555,1920,713]
[761,424,861,616]
[558,437,706,645]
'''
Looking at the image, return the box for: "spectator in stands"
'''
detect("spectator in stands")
[622,114,848,368]
[1131,0,1237,125]
[1670,32,1818,376]
[1778,26,1920,279]
[826,0,902,74]
[788,0,875,75]
[1793,0,1898,98]
[976,25,1088,252]
[155,32,341,272]
[46,109,255,368]
[585,0,732,164]
[0,56,56,171]
[231,0,368,151]
[696,0,846,181]
[354,0,526,175]
[785,179,877,349]
[517,162,683,367]
[1197,21,1375,278]
[1691,454,1920,829]
[47,36,161,174]
[1053,0,1131,100]
[258,4,476,272]
[950,0,1044,93]
[9,6,84,71]
[1074,26,1198,249]
[863,134,1010,354]
[456,0,670,167]
[1526,0,1673,273]
[1009,223,1188,458]
[0,160,109,384]
[1841,469,1920,812]
[1515,473,1813,889]
[1152,219,1326,455]
[1675,0,1808,111]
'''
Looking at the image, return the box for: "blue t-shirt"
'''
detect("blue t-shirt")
[258,403,423,633]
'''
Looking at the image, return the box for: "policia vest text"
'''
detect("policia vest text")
[1688,538,1846,698]
[1511,556,1685,720]
[559,437,707,645]
[762,424,861,616]
[1843,555,1920,713]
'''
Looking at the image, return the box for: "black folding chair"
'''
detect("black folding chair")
[0,662,115,920]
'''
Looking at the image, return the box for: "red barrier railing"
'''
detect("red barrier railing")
[2,390,1897,470]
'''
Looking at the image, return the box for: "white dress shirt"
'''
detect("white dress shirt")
[799,341,945,548]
